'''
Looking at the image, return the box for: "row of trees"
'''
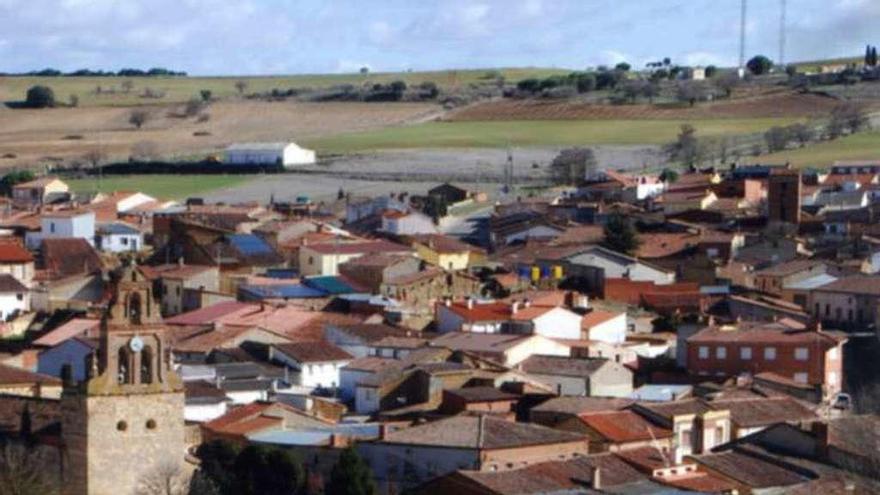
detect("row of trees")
[668,102,871,167]
[192,440,376,495]
[4,67,186,77]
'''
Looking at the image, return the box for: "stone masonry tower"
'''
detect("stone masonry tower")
[62,264,184,495]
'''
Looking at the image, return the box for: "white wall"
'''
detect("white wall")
[98,233,142,253]
[355,385,381,414]
[40,212,96,246]
[531,308,581,340]
[272,350,349,389]
[225,390,267,404]
[340,368,372,402]
[505,336,570,366]
[185,402,228,423]
[0,291,29,320]
[584,313,627,344]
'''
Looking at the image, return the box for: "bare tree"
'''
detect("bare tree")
[136,460,190,495]
[714,72,740,98]
[0,442,59,495]
[676,81,707,107]
[82,148,106,170]
[129,109,151,130]
[122,80,135,93]
[131,141,160,162]
[234,80,248,95]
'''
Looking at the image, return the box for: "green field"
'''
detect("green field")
[0,68,567,107]
[304,118,800,153]
[64,174,255,200]
[752,131,880,169]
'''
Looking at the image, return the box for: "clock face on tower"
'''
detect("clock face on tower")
[129,336,144,353]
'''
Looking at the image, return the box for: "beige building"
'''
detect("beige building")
[12,176,69,209]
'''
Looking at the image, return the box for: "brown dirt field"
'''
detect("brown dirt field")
[0,101,439,169]
[445,91,844,122]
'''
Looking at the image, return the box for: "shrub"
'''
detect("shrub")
[25,86,55,108]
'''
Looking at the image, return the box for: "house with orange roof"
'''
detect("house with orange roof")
[581,309,627,343]
[201,400,330,444]
[0,238,34,287]
[435,298,583,340]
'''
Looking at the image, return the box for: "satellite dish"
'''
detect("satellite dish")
[129,336,144,353]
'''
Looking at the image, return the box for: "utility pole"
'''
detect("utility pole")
[778,0,787,68]
[739,0,748,78]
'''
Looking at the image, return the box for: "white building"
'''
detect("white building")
[27,210,96,249]
[0,274,29,320]
[380,211,437,235]
[435,300,582,340]
[269,341,353,390]
[225,142,316,168]
[581,309,627,344]
[95,222,143,253]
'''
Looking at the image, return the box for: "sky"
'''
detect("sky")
[0,0,877,75]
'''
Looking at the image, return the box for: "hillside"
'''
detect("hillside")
[0,67,569,107]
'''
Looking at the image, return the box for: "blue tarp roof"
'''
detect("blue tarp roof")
[302,276,358,295]
[227,234,274,256]
[264,268,299,279]
[239,284,326,300]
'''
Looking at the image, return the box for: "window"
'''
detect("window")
[698,346,709,359]
[814,303,820,315]
[116,420,127,432]
[140,346,153,384]
[308,256,315,265]
[146,419,157,430]
[740,347,752,360]
[715,426,725,444]
[795,347,809,361]
[15,294,22,301]
[122,237,129,246]
[793,372,808,384]
[716,346,727,359]
[49,222,55,233]
[764,347,777,360]
[825,304,830,316]
[828,371,838,385]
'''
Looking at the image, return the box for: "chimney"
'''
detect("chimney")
[511,301,520,314]
[523,298,531,308]
[177,256,184,267]
[444,298,451,307]
[707,315,716,326]
[467,297,474,310]
[591,467,602,490]
[378,423,389,440]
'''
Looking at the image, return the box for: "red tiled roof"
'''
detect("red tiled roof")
[304,240,411,255]
[39,238,103,278]
[688,323,846,346]
[581,309,622,329]
[272,340,352,363]
[441,300,558,322]
[0,363,61,386]
[0,239,33,263]
[635,233,699,259]
[578,410,673,443]
[33,318,100,347]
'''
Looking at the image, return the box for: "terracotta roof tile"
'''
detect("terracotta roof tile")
[578,410,673,443]
[272,341,352,363]
[0,239,33,263]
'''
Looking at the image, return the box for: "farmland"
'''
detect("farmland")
[750,131,880,169]
[447,91,841,121]
[304,118,801,153]
[0,67,566,107]
[0,101,438,168]
[64,174,255,200]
